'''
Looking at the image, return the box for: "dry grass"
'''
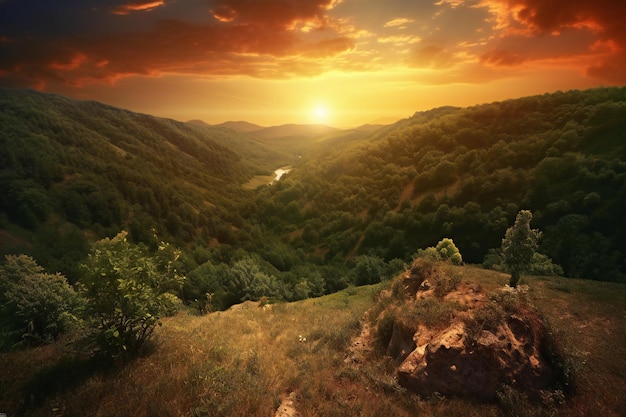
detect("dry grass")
[1,267,624,417]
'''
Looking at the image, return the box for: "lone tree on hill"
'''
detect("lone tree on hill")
[501,210,541,288]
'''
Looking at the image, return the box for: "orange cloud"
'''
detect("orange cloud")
[410,45,457,69]
[112,1,165,15]
[480,0,626,82]
[209,0,339,30]
[384,18,414,28]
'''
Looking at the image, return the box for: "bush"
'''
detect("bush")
[527,253,564,276]
[432,269,462,298]
[79,232,170,357]
[416,238,463,265]
[483,249,563,277]
[0,255,81,349]
[435,238,463,265]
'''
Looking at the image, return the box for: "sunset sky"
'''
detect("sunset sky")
[1,0,625,127]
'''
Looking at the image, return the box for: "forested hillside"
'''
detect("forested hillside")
[0,88,292,282]
[249,87,626,282]
[1,87,625,312]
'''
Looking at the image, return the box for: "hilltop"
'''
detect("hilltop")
[1,265,624,417]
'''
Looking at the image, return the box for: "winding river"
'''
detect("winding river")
[271,166,292,184]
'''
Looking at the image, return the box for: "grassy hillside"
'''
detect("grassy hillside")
[1,267,623,417]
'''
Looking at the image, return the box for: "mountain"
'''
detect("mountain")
[2,86,626,290]
[251,87,626,282]
[2,86,625,417]
[249,123,341,140]
[213,120,266,132]
[351,123,386,134]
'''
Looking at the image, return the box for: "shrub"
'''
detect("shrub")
[0,255,81,349]
[397,298,457,329]
[527,253,564,276]
[374,309,397,353]
[435,238,463,265]
[484,249,563,277]
[432,269,462,298]
[79,232,171,357]
[416,238,463,265]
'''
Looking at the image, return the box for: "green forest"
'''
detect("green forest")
[1,85,625,318]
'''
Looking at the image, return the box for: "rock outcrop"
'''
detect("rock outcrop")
[377,262,560,401]
[396,307,555,400]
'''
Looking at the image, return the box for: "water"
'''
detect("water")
[271,166,292,184]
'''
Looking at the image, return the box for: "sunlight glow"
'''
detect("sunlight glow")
[313,104,329,124]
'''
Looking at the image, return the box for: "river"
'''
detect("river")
[271,166,292,184]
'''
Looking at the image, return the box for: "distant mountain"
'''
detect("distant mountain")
[4,85,626,290]
[213,120,266,133]
[187,119,212,127]
[249,123,341,140]
[351,124,386,134]
[368,116,401,125]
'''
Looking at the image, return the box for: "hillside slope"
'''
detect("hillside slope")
[1,268,623,417]
[0,88,291,279]
[251,87,626,282]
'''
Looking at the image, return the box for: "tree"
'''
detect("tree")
[351,255,386,286]
[0,255,81,349]
[501,210,541,287]
[79,231,175,357]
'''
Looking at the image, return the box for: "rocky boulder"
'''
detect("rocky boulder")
[377,262,561,402]
[396,306,555,400]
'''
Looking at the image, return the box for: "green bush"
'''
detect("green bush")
[0,255,81,349]
[435,238,463,265]
[79,231,175,357]
[416,238,463,265]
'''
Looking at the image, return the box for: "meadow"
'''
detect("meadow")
[2,266,624,417]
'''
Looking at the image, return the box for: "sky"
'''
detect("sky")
[1,0,625,128]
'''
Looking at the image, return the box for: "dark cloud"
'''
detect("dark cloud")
[483,0,626,82]
[0,0,350,88]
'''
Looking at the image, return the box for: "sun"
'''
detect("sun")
[312,104,330,124]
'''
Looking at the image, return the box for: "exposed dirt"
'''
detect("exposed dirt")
[275,391,298,417]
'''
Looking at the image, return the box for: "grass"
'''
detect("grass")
[0,267,624,417]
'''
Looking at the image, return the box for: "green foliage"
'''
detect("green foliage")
[501,210,541,287]
[226,258,280,302]
[483,249,563,277]
[417,238,463,265]
[0,86,290,262]
[3,85,626,308]
[79,231,181,357]
[527,253,564,276]
[435,238,463,265]
[0,255,81,349]
[351,255,387,286]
